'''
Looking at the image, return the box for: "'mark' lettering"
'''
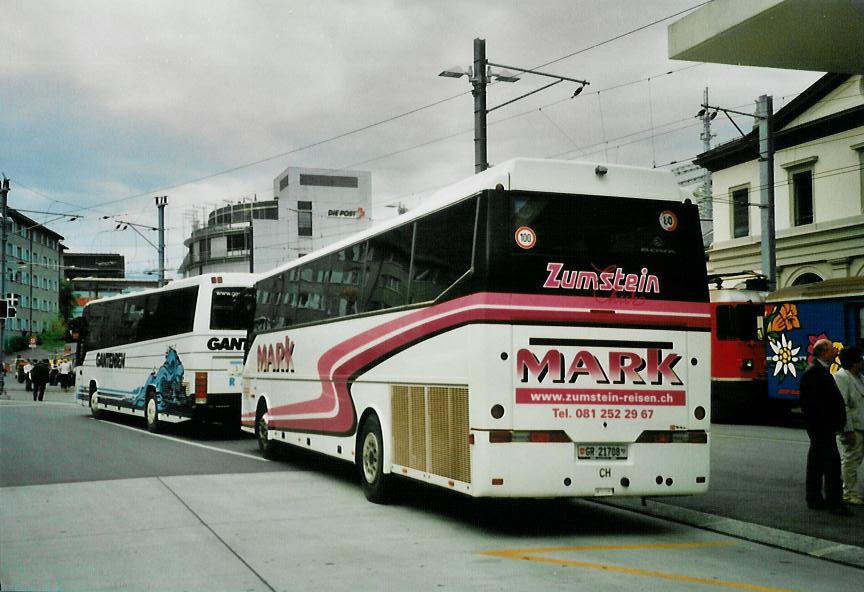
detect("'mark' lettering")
[517,348,682,386]
[257,337,295,373]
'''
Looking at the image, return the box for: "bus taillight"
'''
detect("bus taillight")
[194,372,208,404]
[635,430,708,444]
[489,430,572,443]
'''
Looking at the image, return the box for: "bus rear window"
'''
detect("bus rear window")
[487,192,708,302]
[211,287,247,330]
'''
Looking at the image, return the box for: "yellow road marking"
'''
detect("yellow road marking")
[481,542,798,592]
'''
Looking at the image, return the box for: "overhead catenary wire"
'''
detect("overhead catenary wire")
[9,2,839,278]
[12,4,716,220]
[15,74,839,249]
[94,157,864,274]
[530,1,712,71]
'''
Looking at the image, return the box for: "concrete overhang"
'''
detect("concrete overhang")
[668,0,864,74]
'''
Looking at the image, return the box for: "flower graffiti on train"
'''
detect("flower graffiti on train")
[806,333,844,373]
[765,303,844,382]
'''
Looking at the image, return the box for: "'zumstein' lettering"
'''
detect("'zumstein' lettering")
[543,263,660,294]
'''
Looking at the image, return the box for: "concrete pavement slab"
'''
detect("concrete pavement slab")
[0,477,271,591]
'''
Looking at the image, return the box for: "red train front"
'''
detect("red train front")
[709,286,767,421]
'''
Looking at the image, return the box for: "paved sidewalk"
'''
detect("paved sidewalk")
[0,376,78,405]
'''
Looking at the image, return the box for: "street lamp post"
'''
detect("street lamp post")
[114,196,167,285]
[154,196,167,287]
[473,38,489,174]
[440,38,589,173]
[757,95,776,292]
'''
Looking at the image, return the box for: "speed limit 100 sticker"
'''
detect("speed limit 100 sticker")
[659,211,678,232]
[515,226,537,249]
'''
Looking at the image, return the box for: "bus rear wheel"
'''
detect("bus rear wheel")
[256,404,274,458]
[145,393,160,433]
[358,413,391,504]
[89,384,102,419]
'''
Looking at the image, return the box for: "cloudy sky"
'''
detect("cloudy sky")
[2,0,822,278]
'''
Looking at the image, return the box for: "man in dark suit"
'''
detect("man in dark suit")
[800,339,851,516]
[30,359,51,402]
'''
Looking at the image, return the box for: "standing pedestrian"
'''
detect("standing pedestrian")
[58,358,73,392]
[834,345,864,505]
[23,359,34,392]
[800,338,851,516]
[30,359,50,402]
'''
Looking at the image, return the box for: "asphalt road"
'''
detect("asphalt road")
[2,388,863,591]
[0,400,284,487]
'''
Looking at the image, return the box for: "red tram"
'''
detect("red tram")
[709,279,768,421]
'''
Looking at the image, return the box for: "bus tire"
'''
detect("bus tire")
[89,383,102,419]
[256,402,275,458]
[145,391,160,433]
[358,413,391,504]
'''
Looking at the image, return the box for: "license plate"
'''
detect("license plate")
[577,444,628,460]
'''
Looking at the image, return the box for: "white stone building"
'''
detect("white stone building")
[695,73,864,287]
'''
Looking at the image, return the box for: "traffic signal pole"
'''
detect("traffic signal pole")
[1,177,9,397]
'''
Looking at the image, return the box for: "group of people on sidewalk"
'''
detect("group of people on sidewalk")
[19,358,74,401]
[801,339,864,517]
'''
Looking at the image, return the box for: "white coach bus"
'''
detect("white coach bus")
[75,273,256,431]
[242,159,711,502]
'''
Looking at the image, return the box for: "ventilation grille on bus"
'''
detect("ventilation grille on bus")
[391,385,471,484]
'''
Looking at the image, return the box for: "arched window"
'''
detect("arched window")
[792,272,822,286]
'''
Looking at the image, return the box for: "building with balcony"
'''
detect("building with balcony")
[179,199,278,277]
[178,167,372,277]
[2,207,65,341]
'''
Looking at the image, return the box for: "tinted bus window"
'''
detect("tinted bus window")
[138,286,199,341]
[331,244,365,316]
[211,287,247,330]
[410,198,476,304]
[364,225,412,311]
[486,192,707,302]
[119,295,147,345]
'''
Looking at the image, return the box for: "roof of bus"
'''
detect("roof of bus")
[82,272,258,309]
[766,276,864,302]
[500,158,685,198]
[258,158,689,281]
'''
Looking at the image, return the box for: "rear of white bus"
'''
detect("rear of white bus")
[469,188,710,498]
[190,282,253,426]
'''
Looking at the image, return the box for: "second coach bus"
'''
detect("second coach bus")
[242,158,711,502]
[75,273,256,430]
